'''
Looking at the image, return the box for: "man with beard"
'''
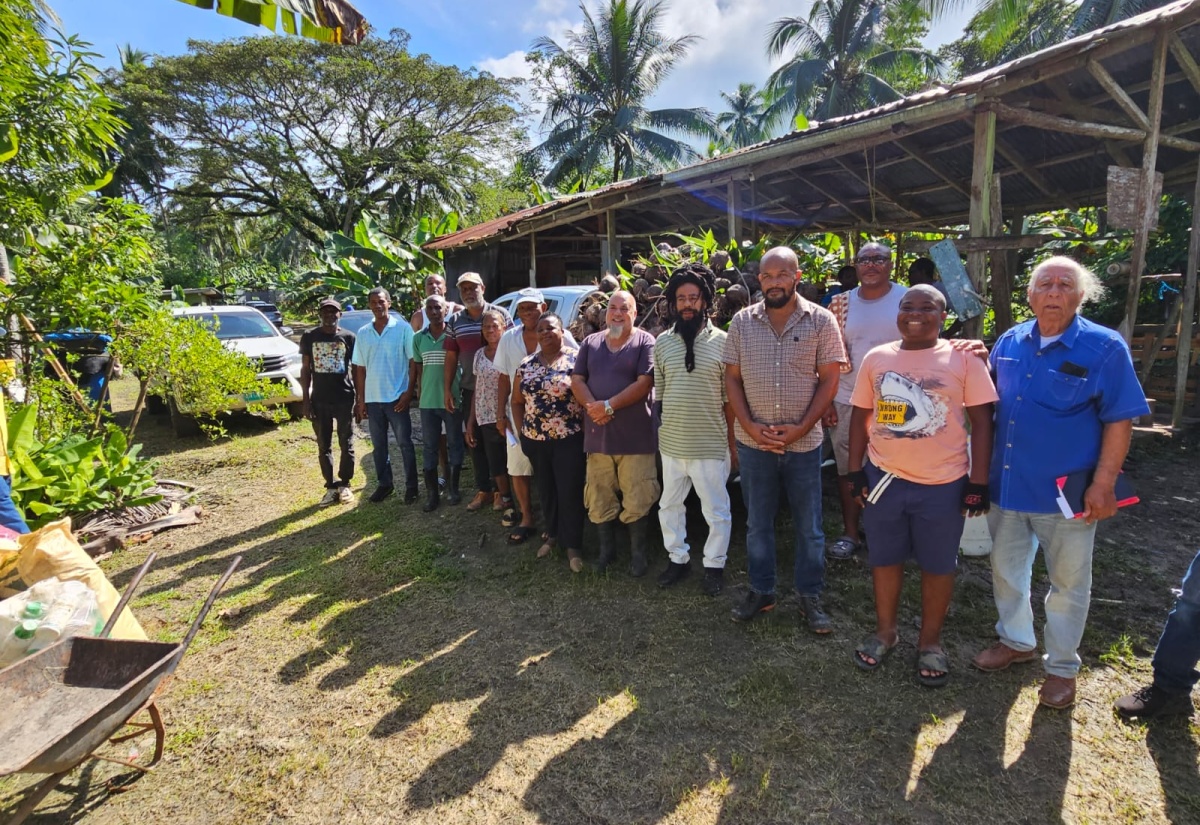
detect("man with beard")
[571,290,659,576]
[724,247,847,631]
[443,272,513,509]
[654,264,737,596]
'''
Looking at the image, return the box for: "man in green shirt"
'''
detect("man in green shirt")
[654,264,737,596]
[412,295,463,511]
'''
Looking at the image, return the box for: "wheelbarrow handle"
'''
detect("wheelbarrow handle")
[168,555,242,676]
[100,551,158,639]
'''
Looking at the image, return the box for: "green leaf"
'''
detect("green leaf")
[0,124,17,163]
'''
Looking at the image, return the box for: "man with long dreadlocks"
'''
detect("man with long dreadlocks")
[653,263,738,596]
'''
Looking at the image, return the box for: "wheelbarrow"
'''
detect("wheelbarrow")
[0,552,241,825]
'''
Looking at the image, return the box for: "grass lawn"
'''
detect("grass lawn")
[3,377,1200,824]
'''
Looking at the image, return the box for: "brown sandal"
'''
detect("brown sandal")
[566,547,584,573]
[537,537,556,558]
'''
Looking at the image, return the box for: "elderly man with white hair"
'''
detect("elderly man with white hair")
[972,256,1149,709]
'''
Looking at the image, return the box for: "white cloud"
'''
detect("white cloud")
[479,49,532,80]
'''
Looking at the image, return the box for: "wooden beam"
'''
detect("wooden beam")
[793,173,875,224]
[905,235,1046,252]
[994,135,1065,201]
[1173,160,1200,428]
[990,101,1200,153]
[896,139,971,198]
[832,157,924,221]
[1169,33,1200,97]
[966,109,996,339]
[1124,31,1168,345]
[1087,59,1150,130]
[990,172,1015,334]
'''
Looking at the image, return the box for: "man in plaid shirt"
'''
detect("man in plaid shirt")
[723,247,848,632]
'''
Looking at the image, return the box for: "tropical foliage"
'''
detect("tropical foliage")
[714,84,779,150]
[766,0,944,121]
[116,32,523,244]
[527,0,716,187]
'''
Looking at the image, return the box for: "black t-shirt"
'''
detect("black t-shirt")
[300,327,356,402]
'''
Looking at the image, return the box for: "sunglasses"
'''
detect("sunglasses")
[856,255,890,265]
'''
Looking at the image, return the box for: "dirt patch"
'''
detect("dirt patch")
[3,379,1200,824]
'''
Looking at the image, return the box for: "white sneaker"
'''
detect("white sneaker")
[319,488,339,506]
[337,486,353,504]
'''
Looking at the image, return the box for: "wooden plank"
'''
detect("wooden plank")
[1124,31,1169,345]
[1139,300,1182,384]
[930,239,984,320]
[1087,59,1151,130]
[965,109,996,338]
[1169,33,1200,97]
[989,173,1014,334]
[1175,160,1200,428]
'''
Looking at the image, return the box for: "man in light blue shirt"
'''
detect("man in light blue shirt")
[351,287,418,503]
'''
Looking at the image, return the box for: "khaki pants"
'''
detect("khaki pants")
[585,453,661,524]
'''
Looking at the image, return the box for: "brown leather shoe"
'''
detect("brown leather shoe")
[971,642,1038,672]
[1039,675,1077,709]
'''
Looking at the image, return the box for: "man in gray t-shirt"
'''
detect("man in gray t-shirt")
[824,242,907,560]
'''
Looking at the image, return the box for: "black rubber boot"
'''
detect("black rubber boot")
[422,470,439,512]
[628,517,650,578]
[446,465,463,505]
[594,520,619,573]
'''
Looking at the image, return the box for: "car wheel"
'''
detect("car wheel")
[146,394,167,415]
[285,401,304,421]
[169,399,202,437]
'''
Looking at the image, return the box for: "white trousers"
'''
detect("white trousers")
[658,454,732,569]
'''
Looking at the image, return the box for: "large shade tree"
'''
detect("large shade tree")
[120,31,523,244]
[766,0,943,121]
[528,0,715,188]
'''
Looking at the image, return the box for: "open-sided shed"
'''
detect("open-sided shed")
[426,0,1200,424]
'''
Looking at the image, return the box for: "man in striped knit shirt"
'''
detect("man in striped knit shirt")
[653,264,737,597]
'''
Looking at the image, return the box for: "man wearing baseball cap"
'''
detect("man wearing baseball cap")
[300,297,357,504]
[443,272,513,509]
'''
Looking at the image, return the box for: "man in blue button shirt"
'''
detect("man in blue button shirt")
[352,288,419,504]
[972,257,1149,710]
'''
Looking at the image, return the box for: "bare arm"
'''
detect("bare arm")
[300,354,314,419]
[497,373,511,436]
[609,374,653,409]
[443,350,459,412]
[1083,418,1134,524]
[353,365,367,421]
[965,403,994,485]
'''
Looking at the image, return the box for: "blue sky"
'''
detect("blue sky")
[52,0,974,123]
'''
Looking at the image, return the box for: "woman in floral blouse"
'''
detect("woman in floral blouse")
[511,313,587,572]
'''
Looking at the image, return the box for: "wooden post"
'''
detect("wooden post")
[749,177,758,242]
[965,109,996,339]
[989,173,1015,335]
[1172,161,1200,428]
[529,233,538,288]
[1122,31,1169,343]
[602,210,618,276]
[726,180,742,243]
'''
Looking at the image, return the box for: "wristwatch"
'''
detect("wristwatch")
[603,400,614,417]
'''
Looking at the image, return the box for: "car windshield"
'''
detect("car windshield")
[187,312,277,340]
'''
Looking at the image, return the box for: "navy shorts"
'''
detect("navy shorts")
[861,463,965,575]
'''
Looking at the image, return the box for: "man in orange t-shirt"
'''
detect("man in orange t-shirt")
[846,285,997,687]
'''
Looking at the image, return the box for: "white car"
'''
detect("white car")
[158,305,304,435]
[491,285,598,326]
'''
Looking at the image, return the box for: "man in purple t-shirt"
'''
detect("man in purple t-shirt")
[571,291,660,577]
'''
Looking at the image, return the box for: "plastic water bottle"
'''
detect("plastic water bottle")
[61,591,101,640]
[28,584,85,653]
[0,619,38,667]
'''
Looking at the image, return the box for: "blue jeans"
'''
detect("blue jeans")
[737,443,825,597]
[0,475,29,534]
[419,408,465,473]
[1152,549,1200,695]
[987,506,1097,678]
[365,402,417,491]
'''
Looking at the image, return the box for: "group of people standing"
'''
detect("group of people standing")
[297,244,1197,715]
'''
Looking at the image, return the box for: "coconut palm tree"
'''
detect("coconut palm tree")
[529,0,716,188]
[715,83,780,149]
[766,0,944,121]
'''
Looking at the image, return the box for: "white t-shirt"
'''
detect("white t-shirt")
[834,283,908,405]
[495,324,578,416]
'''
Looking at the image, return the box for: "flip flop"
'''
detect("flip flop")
[500,508,522,528]
[854,635,898,672]
[917,649,950,688]
[507,525,534,546]
[828,535,861,561]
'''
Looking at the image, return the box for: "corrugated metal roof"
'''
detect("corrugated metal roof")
[425,0,1200,251]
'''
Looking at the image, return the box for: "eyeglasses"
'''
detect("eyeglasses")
[856,255,890,265]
